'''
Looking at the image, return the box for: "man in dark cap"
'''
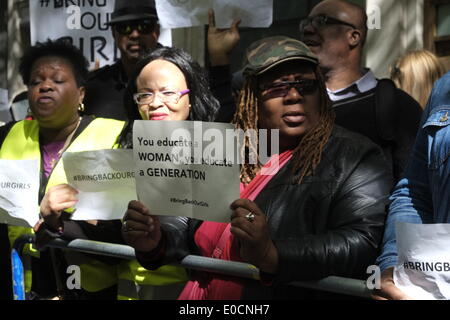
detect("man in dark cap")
[83,0,161,120]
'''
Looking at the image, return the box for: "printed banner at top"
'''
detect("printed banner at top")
[29,0,171,68]
[29,0,117,68]
[155,0,273,29]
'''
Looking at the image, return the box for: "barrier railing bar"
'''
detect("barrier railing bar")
[49,238,261,280]
[290,277,371,298]
[49,238,136,260]
[12,235,373,299]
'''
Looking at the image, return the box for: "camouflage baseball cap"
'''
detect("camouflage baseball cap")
[243,36,318,77]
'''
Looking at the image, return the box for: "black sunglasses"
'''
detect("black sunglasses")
[299,14,357,32]
[114,21,157,35]
[260,79,319,101]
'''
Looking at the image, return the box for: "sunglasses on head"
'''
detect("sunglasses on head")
[114,21,157,35]
[260,79,319,101]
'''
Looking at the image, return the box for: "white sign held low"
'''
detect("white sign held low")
[133,120,240,223]
[394,222,450,300]
[63,149,136,221]
[0,159,40,228]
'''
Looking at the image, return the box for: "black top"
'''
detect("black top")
[84,61,129,121]
[136,126,393,299]
[332,79,422,183]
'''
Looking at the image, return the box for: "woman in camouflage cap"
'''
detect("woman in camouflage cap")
[235,36,334,185]
[124,36,393,300]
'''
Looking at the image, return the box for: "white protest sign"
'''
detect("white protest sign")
[133,120,240,222]
[29,0,172,68]
[394,222,450,300]
[63,149,136,221]
[30,0,117,68]
[0,159,40,228]
[155,0,273,29]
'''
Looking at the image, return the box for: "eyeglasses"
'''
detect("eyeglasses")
[133,89,190,105]
[114,21,157,35]
[299,14,357,32]
[260,80,318,101]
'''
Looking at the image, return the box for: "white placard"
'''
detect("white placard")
[0,159,40,228]
[394,222,450,300]
[29,0,172,69]
[133,120,240,222]
[63,149,136,221]
[155,0,273,29]
[30,0,117,68]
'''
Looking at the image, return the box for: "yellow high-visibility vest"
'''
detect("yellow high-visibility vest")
[0,118,125,294]
[117,259,188,300]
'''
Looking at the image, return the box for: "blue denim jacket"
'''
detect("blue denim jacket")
[376,72,450,272]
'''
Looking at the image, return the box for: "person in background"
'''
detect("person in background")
[122,36,393,300]
[0,39,126,299]
[299,0,423,184]
[373,71,450,300]
[83,0,161,120]
[390,50,446,109]
[206,9,241,122]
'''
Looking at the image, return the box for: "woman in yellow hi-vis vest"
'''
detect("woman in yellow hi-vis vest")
[0,39,126,299]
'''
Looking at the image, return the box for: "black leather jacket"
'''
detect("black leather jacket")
[137,126,393,299]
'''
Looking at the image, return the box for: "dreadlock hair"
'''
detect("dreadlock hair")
[233,64,335,184]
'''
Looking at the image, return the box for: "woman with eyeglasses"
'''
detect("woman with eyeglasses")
[122,36,392,300]
[111,46,220,300]
[118,46,219,147]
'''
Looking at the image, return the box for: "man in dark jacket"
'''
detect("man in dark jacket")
[299,0,422,183]
[83,0,160,120]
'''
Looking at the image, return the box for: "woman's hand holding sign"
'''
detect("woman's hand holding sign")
[38,184,79,232]
[230,199,278,274]
[122,200,162,253]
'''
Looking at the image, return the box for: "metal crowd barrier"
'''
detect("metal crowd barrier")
[12,234,372,300]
